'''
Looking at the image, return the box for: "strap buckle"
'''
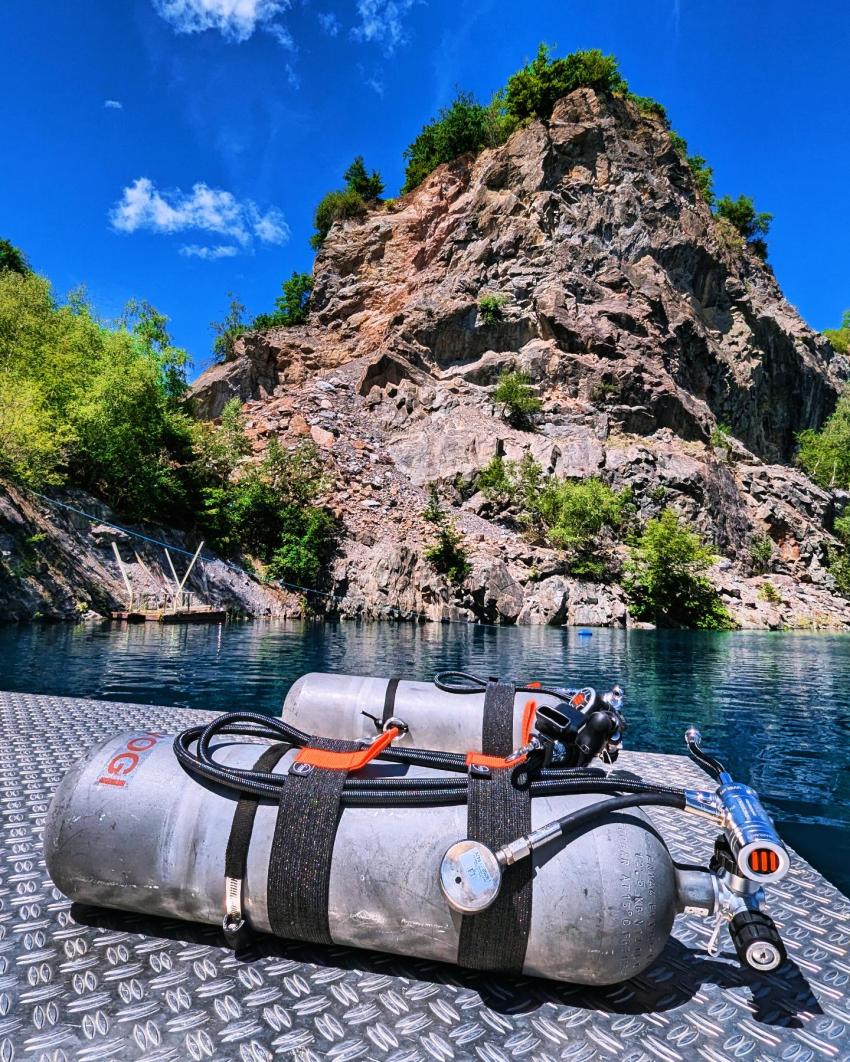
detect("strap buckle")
[292,726,400,773]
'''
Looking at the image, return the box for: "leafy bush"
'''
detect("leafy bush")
[504,44,626,122]
[422,487,471,584]
[533,476,633,578]
[402,92,491,194]
[211,293,248,363]
[750,534,774,573]
[824,310,850,355]
[627,94,668,123]
[478,293,509,324]
[311,187,368,250]
[715,195,772,260]
[477,454,513,502]
[0,238,29,275]
[251,272,313,330]
[668,132,715,204]
[624,508,733,629]
[198,435,337,587]
[492,369,542,429]
[828,548,850,599]
[758,581,782,604]
[797,391,850,489]
[311,156,384,248]
[477,456,631,578]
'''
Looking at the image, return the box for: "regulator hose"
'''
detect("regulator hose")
[174,712,687,808]
[433,670,568,700]
[546,791,686,838]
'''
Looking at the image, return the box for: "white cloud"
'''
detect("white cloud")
[104,99,123,109]
[354,0,415,51]
[153,0,292,42]
[179,243,240,259]
[318,11,340,35]
[110,178,289,258]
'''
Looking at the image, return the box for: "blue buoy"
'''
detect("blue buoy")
[578,630,592,638]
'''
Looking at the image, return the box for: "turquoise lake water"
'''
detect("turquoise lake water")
[1,619,848,896]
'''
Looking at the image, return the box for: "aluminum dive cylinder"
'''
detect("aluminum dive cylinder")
[45,730,678,986]
[282,672,564,750]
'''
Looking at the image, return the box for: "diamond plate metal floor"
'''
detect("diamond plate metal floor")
[1,691,849,1062]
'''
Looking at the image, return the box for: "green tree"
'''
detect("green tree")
[797,391,850,489]
[715,195,772,260]
[123,300,189,401]
[210,293,248,363]
[0,239,29,275]
[623,508,733,629]
[251,272,313,329]
[532,476,632,578]
[504,44,626,122]
[824,310,850,355]
[343,156,384,200]
[402,92,491,194]
[492,369,542,429]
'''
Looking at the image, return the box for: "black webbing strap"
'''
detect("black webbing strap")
[266,737,357,946]
[225,743,290,884]
[456,765,533,974]
[482,679,516,755]
[382,677,401,725]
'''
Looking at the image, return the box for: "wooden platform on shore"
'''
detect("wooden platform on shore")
[110,606,226,624]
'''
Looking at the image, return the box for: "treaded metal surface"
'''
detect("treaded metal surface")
[2,691,849,1062]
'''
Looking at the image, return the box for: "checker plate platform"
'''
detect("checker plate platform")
[1,690,849,1061]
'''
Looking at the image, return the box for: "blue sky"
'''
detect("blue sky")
[2,0,848,376]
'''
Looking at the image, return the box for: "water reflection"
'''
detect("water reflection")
[0,620,848,895]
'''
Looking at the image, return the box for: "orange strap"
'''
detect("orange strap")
[294,727,399,771]
[466,750,526,769]
[526,681,541,689]
[520,699,537,744]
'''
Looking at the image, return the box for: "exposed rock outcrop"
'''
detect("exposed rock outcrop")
[186,88,850,629]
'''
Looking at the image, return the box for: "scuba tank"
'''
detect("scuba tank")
[44,687,790,986]
[282,670,626,764]
[44,728,677,985]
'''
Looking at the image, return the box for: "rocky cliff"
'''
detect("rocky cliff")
[11,88,848,629]
[0,482,292,621]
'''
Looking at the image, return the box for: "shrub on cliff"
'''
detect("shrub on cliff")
[251,272,313,330]
[403,93,491,194]
[668,132,715,204]
[715,195,772,260]
[624,508,733,629]
[311,156,384,249]
[422,487,471,584]
[505,44,627,122]
[824,310,850,355]
[797,391,850,490]
[492,369,542,429]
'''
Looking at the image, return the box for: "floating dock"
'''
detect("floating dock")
[1,690,848,1060]
[109,606,227,624]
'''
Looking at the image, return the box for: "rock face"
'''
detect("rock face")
[0,482,294,622]
[186,88,850,630]
[14,88,848,629]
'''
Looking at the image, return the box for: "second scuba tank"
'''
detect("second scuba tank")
[284,672,576,751]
